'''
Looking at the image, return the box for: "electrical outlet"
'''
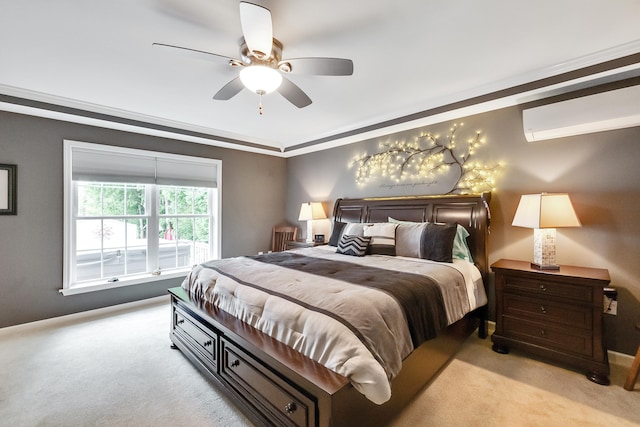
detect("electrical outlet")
[608,300,618,315]
[604,296,618,315]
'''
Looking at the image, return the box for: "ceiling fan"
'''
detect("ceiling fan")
[153,1,354,114]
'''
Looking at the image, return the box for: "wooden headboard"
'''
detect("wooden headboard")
[332,192,492,281]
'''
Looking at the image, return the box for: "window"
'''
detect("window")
[63,140,221,295]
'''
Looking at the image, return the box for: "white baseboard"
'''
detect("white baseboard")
[608,350,634,368]
[0,295,169,335]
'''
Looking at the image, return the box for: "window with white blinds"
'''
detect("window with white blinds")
[62,140,222,295]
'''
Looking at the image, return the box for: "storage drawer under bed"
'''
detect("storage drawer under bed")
[172,304,218,370]
[220,337,316,427]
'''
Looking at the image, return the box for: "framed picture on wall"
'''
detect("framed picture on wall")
[0,164,17,215]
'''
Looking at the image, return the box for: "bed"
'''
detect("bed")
[168,192,491,427]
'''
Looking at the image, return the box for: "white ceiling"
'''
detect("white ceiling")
[1,0,640,157]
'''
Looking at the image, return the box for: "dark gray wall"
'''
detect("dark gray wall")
[3,89,639,357]
[286,105,640,356]
[0,111,287,327]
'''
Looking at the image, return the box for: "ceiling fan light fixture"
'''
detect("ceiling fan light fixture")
[239,65,282,94]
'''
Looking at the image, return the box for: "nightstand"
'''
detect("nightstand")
[491,259,611,385]
[284,240,326,250]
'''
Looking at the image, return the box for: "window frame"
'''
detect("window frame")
[62,140,222,295]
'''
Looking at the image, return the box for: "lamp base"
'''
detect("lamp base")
[532,228,558,270]
[306,219,314,243]
[531,262,560,270]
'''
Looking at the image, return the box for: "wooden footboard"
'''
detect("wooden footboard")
[169,286,479,427]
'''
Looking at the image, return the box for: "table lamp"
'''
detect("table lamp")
[512,193,581,270]
[298,202,327,243]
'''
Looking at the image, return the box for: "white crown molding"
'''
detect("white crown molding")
[0,85,287,156]
[282,40,640,157]
[1,40,639,158]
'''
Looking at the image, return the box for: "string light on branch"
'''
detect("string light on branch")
[349,123,502,193]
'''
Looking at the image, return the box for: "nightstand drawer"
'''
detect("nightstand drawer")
[504,276,592,303]
[503,317,593,357]
[503,294,592,329]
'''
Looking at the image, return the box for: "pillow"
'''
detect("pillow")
[363,223,398,255]
[343,222,367,237]
[336,235,371,257]
[328,221,347,246]
[452,225,474,263]
[388,217,420,225]
[390,217,473,262]
[395,222,428,258]
[420,222,457,263]
[329,222,368,247]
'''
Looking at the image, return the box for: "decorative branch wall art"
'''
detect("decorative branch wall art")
[349,123,502,194]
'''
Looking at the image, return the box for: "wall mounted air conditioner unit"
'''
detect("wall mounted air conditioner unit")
[522,85,640,142]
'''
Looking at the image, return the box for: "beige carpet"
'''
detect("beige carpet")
[0,296,638,426]
[389,326,640,426]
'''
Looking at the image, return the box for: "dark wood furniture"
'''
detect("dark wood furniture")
[491,259,611,385]
[169,193,491,427]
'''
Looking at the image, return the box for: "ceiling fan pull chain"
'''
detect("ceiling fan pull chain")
[258,90,264,115]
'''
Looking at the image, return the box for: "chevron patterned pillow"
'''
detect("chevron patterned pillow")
[336,235,371,257]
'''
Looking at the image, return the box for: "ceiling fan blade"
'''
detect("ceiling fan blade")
[277,77,312,108]
[239,2,273,58]
[282,58,354,76]
[213,77,245,100]
[153,42,234,63]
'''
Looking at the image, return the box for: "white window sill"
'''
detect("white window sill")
[59,269,190,296]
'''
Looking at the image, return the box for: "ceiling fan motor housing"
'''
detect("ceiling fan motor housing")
[238,38,290,72]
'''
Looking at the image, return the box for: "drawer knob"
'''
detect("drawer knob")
[177,319,185,325]
[230,359,240,367]
[540,306,546,314]
[284,402,297,414]
[204,340,213,347]
[539,284,547,292]
[540,330,546,336]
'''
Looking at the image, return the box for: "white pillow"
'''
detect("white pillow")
[343,222,367,237]
[363,223,398,256]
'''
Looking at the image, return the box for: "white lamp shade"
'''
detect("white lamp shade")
[298,202,327,221]
[239,65,282,94]
[512,193,581,229]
